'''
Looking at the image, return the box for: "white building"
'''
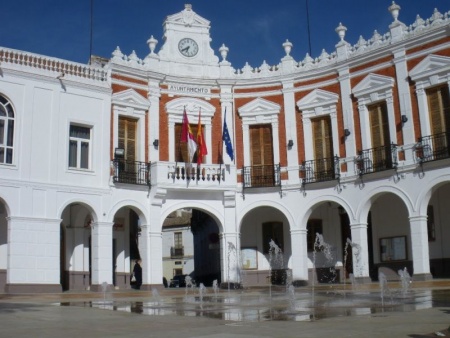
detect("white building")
[0,3,450,292]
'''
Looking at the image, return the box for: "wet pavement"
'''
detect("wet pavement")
[1,280,450,337]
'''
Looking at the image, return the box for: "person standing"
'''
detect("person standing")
[132,260,142,290]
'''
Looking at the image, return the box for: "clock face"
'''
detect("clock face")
[178,38,199,57]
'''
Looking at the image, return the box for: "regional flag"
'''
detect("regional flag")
[222,109,234,161]
[197,109,208,165]
[181,108,197,163]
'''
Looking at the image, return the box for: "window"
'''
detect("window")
[174,232,183,248]
[307,219,323,252]
[312,116,333,177]
[250,124,275,187]
[427,85,450,135]
[0,95,14,164]
[118,116,137,162]
[68,124,91,169]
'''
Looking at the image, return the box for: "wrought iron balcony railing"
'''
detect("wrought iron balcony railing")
[170,246,184,258]
[243,164,281,189]
[356,143,398,177]
[301,155,340,185]
[416,132,450,163]
[112,159,150,186]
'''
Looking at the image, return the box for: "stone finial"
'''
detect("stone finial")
[388,1,401,22]
[185,4,192,10]
[112,46,123,60]
[147,35,158,55]
[335,23,347,42]
[283,39,293,56]
[219,44,229,61]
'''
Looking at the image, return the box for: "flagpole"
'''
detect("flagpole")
[230,101,236,166]
[175,106,185,177]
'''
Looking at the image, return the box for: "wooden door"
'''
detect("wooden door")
[250,125,274,186]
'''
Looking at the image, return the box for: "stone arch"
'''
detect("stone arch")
[299,194,356,229]
[0,195,12,217]
[58,199,98,223]
[238,199,296,233]
[415,174,450,216]
[108,200,148,225]
[355,185,414,224]
[160,201,224,233]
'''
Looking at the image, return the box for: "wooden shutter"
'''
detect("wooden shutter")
[369,102,390,148]
[427,85,450,135]
[175,123,199,162]
[312,116,333,174]
[250,125,274,185]
[118,117,137,162]
[250,125,273,166]
[312,116,333,160]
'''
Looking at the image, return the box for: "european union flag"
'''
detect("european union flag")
[222,110,234,161]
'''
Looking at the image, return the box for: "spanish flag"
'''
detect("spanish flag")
[197,109,208,165]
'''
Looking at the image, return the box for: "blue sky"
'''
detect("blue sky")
[2,1,449,69]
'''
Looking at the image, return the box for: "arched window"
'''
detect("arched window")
[0,95,14,164]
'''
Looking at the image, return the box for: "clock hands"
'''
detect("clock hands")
[181,46,190,53]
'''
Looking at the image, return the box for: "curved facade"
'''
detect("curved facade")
[0,3,450,292]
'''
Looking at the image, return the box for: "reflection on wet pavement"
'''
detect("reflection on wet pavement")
[59,288,450,322]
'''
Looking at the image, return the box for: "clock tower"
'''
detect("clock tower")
[151,4,220,78]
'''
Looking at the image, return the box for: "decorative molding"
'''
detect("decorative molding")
[112,89,150,110]
[352,73,395,99]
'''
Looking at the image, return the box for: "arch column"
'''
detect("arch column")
[350,222,372,283]
[90,221,113,291]
[290,229,308,286]
[409,215,432,280]
[138,224,163,289]
[220,232,240,288]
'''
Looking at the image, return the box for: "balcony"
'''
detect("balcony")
[301,156,340,185]
[170,246,184,258]
[416,132,450,163]
[242,164,281,189]
[112,159,150,186]
[356,143,398,177]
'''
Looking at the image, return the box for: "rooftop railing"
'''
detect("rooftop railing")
[0,48,107,82]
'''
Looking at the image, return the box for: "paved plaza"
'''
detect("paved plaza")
[1,281,450,338]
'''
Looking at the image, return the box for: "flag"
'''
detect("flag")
[197,109,208,165]
[181,108,197,162]
[222,109,234,161]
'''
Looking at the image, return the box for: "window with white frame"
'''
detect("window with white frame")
[68,124,91,169]
[0,95,14,164]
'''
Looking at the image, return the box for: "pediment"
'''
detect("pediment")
[410,54,450,81]
[297,89,339,111]
[352,73,394,98]
[112,89,150,110]
[165,5,210,27]
[238,98,281,117]
[165,97,215,121]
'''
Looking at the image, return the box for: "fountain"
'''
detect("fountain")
[59,239,443,325]
[344,238,363,290]
[378,271,393,307]
[398,267,411,296]
[184,275,195,295]
[212,279,219,299]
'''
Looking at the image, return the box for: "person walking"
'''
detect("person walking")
[132,260,142,290]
